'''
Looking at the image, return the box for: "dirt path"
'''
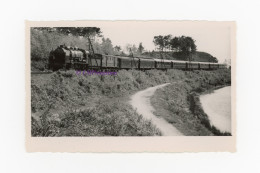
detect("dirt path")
[130,83,183,136]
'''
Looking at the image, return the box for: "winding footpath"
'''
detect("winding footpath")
[130,83,183,136]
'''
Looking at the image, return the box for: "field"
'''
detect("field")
[31,69,231,136]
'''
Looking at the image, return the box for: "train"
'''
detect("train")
[48,45,226,71]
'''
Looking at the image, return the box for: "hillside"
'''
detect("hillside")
[141,51,218,62]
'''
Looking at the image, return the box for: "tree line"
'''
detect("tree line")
[31,27,218,70]
[34,27,145,56]
[153,35,197,54]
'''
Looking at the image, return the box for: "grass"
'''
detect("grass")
[32,100,161,136]
[151,69,231,136]
[151,83,213,136]
[31,68,231,136]
[31,69,170,136]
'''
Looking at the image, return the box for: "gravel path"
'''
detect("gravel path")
[130,83,183,136]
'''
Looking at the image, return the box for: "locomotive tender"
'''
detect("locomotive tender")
[48,45,226,71]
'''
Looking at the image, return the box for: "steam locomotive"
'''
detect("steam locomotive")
[48,45,226,71]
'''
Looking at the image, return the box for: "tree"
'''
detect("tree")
[114,45,122,55]
[153,35,172,52]
[52,27,102,54]
[178,36,196,53]
[163,35,172,51]
[169,36,180,52]
[137,42,144,54]
[101,38,114,55]
[153,34,197,61]
[153,35,165,51]
[125,44,137,56]
[114,45,121,52]
[54,27,102,38]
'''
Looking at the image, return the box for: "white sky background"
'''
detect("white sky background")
[88,21,231,63]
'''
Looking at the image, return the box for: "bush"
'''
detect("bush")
[32,101,161,136]
[150,69,231,136]
[31,68,231,136]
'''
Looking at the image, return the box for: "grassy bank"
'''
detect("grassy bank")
[31,69,170,136]
[151,69,231,136]
[188,92,231,135]
[32,100,161,136]
[31,69,231,136]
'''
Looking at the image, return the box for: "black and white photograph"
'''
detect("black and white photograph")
[26,21,235,152]
[4,0,260,172]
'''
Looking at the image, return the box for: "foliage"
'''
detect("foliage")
[151,69,231,136]
[100,38,114,55]
[153,35,172,51]
[31,28,118,71]
[35,27,102,37]
[114,45,122,55]
[153,35,197,59]
[31,69,166,136]
[138,42,145,54]
[31,68,231,136]
[32,101,161,137]
[125,44,138,56]
[176,36,197,53]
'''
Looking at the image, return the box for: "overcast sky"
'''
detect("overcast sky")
[79,21,232,63]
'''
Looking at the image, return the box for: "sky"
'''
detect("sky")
[75,21,233,63]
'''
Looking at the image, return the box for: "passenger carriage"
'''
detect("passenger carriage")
[48,45,228,72]
[154,59,172,69]
[117,56,139,69]
[171,60,188,70]
[101,55,118,69]
[139,58,155,69]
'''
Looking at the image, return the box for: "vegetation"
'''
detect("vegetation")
[31,28,219,71]
[31,27,147,71]
[138,42,145,54]
[31,27,230,136]
[31,69,171,136]
[31,27,119,71]
[31,68,231,136]
[151,69,231,136]
[153,35,196,53]
[32,101,161,137]
[142,51,218,62]
[152,35,218,62]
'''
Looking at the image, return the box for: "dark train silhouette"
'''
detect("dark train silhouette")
[48,45,226,71]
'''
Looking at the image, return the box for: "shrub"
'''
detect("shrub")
[31,68,231,136]
[32,101,161,136]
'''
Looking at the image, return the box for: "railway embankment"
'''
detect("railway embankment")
[150,70,231,136]
[31,69,231,136]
